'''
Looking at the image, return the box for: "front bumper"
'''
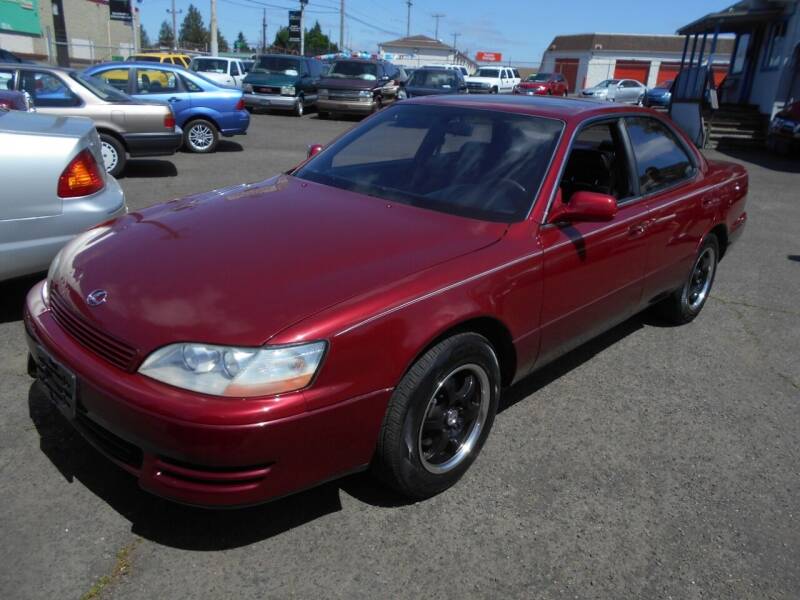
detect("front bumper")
[122,128,183,157]
[0,178,126,281]
[514,89,547,96]
[24,284,391,507]
[317,98,376,114]
[645,95,670,107]
[244,93,298,110]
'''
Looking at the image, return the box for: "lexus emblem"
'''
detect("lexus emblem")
[86,289,108,306]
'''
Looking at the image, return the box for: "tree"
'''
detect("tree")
[179,4,209,47]
[139,26,152,50]
[235,31,250,53]
[272,26,290,49]
[272,22,337,55]
[158,21,174,48]
[218,31,229,53]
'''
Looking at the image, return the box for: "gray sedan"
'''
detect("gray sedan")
[581,79,647,104]
[0,109,126,281]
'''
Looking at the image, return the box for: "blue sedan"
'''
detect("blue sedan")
[85,62,249,153]
[644,80,673,108]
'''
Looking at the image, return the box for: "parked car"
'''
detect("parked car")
[581,79,647,104]
[513,72,569,96]
[0,89,32,110]
[1,110,126,281]
[767,100,800,154]
[0,63,182,176]
[189,56,247,88]
[316,58,403,117]
[644,80,673,107]
[423,64,471,77]
[465,66,517,94]
[86,62,250,153]
[242,54,325,117]
[127,52,191,68]
[400,67,467,98]
[25,96,747,507]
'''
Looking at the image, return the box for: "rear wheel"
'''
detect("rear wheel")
[184,119,219,153]
[318,111,329,120]
[99,133,126,178]
[373,332,501,499]
[656,234,719,324]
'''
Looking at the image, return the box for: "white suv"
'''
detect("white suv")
[189,56,248,88]
[466,66,518,94]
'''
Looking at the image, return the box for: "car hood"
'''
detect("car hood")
[51,175,507,354]
[406,85,458,96]
[244,72,298,86]
[318,77,376,90]
[466,77,496,84]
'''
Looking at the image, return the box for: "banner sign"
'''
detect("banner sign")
[0,0,42,35]
[476,51,502,63]
[288,10,301,43]
[109,0,132,21]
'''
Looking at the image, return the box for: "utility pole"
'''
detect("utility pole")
[300,0,308,55]
[339,0,344,51]
[210,0,218,55]
[406,0,412,37]
[167,1,181,50]
[432,13,444,41]
[451,32,460,63]
[262,9,267,53]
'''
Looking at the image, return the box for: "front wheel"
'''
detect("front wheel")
[293,97,304,117]
[655,234,719,324]
[99,133,126,178]
[184,119,219,153]
[373,332,501,499]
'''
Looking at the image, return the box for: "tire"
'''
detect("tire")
[490,87,498,94]
[99,133,126,178]
[562,90,568,97]
[318,111,329,120]
[183,119,219,153]
[373,332,501,499]
[293,97,304,117]
[655,234,719,324]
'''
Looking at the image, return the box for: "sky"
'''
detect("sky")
[137,0,728,64]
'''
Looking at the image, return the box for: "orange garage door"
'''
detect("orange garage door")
[655,62,681,86]
[614,60,650,84]
[554,58,579,92]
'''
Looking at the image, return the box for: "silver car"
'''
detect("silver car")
[581,79,647,104]
[0,109,126,281]
[0,63,182,177]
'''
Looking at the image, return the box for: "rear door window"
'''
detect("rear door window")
[625,117,695,194]
[135,68,180,94]
[95,68,130,92]
[19,71,80,107]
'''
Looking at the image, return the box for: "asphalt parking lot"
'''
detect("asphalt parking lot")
[1,111,799,599]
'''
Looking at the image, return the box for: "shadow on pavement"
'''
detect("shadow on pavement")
[214,140,244,153]
[789,255,800,263]
[28,309,662,549]
[122,160,178,178]
[712,147,800,173]
[0,272,43,324]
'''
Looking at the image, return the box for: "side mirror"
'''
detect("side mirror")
[548,190,617,223]
[307,143,324,159]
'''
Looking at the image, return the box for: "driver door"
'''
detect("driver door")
[535,118,650,368]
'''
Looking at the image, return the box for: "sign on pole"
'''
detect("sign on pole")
[288,10,301,43]
[109,0,133,22]
[476,51,502,63]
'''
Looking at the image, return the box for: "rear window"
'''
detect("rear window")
[296,104,563,223]
[192,58,228,73]
[73,72,131,102]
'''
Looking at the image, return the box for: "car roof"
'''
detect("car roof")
[0,62,74,73]
[404,94,656,122]
[90,61,189,71]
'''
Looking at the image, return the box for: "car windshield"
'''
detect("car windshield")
[295,104,563,223]
[72,72,131,102]
[528,73,550,81]
[327,61,377,80]
[409,70,458,88]
[476,68,499,78]
[254,56,301,75]
[594,79,619,88]
[192,58,228,73]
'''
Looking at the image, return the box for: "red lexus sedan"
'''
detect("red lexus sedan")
[25,96,748,507]
[514,72,569,96]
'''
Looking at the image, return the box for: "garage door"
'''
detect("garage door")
[614,60,650,85]
[554,58,579,92]
[655,62,681,86]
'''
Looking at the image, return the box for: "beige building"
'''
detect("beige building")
[0,0,137,65]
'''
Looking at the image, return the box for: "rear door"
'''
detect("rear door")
[134,67,191,124]
[536,118,650,366]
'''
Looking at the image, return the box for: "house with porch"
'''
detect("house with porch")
[677,0,800,146]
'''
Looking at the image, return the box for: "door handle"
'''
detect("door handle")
[168,97,180,103]
[628,223,647,238]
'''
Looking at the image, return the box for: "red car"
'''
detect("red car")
[25,96,748,507]
[514,72,569,96]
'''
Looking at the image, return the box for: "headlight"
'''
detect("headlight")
[139,341,326,397]
[318,88,329,97]
[280,85,296,96]
[243,83,253,93]
[358,90,372,98]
